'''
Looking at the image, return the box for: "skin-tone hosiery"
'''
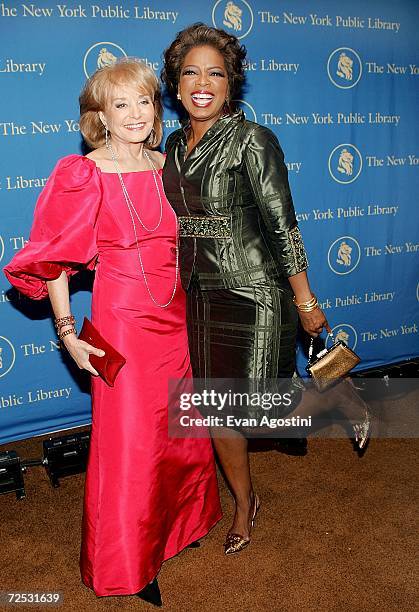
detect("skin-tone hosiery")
[212,378,369,545]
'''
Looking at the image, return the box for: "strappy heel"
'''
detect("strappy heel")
[353,405,371,451]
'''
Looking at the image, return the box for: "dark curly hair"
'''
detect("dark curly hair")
[161,23,246,110]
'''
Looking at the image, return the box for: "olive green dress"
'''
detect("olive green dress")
[163,111,308,399]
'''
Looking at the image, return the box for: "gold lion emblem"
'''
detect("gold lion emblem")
[336,52,353,81]
[335,329,350,345]
[97,47,118,69]
[337,148,354,176]
[336,242,352,267]
[223,1,242,31]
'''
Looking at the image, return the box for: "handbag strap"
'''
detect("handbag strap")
[308,332,334,361]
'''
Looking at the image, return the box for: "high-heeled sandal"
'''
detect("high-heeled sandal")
[353,404,371,450]
[337,378,371,452]
[224,494,260,555]
[136,578,162,607]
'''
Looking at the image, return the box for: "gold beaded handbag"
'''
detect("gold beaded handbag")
[306,333,361,391]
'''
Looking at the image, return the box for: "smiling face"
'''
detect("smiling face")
[98,83,155,146]
[178,45,229,129]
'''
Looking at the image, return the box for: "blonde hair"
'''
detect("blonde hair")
[79,58,163,149]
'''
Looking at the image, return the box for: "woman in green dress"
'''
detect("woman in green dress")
[162,23,370,555]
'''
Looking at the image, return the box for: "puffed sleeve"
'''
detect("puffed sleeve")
[3,154,102,300]
[244,125,308,277]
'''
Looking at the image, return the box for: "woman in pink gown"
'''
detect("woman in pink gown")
[4,59,221,605]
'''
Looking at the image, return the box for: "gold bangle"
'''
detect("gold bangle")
[297,303,318,313]
[293,294,319,313]
[293,295,317,308]
[59,327,77,340]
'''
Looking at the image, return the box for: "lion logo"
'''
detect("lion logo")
[213,0,253,40]
[335,329,350,345]
[337,149,354,176]
[0,336,16,378]
[97,47,118,69]
[329,144,362,184]
[327,324,358,350]
[336,52,353,81]
[223,1,242,31]
[327,48,362,89]
[337,241,352,267]
[328,236,360,275]
[84,42,127,78]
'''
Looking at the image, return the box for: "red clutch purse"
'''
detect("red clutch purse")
[78,317,126,387]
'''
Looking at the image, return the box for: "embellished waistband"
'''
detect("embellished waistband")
[178,215,232,238]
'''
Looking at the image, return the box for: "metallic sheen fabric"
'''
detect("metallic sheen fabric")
[186,282,298,380]
[163,112,307,409]
[186,282,303,419]
[4,155,222,595]
[163,110,308,291]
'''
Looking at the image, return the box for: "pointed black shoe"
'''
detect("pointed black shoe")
[187,540,200,548]
[136,578,162,607]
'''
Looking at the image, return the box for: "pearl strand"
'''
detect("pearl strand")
[106,141,179,308]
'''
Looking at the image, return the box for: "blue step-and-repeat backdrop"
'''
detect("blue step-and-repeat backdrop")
[0,0,418,443]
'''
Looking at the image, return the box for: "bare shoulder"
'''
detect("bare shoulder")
[85,147,114,172]
[85,147,107,162]
[148,149,165,170]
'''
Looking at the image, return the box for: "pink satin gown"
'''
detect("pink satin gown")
[4,154,222,597]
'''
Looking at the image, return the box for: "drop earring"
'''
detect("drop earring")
[147,128,155,145]
[104,126,109,147]
[176,92,181,100]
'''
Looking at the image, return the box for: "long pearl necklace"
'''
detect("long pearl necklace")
[106,141,179,308]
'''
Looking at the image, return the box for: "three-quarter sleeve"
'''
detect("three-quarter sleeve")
[244,125,308,277]
[3,154,102,300]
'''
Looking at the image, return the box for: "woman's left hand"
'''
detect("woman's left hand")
[297,307,331,337]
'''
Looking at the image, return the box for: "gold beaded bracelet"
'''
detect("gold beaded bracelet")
[59,327,77,341]
[55,315,76,331]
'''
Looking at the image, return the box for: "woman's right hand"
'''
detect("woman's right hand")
[62,334,105,376]
[297,306,332,338]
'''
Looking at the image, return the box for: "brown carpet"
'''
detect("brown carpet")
[1,394,417,612]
